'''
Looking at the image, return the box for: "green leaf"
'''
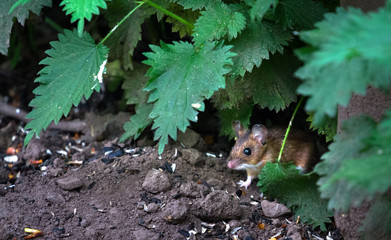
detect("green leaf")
[165,3,199,38]
[229,21,291,77]
[192,2,246,46]
[60,0,109,37]
[105,0,150,70]
[295,6,391,124]
[120,63,152,142]
[122,63,149,106]
[0,0,51,55]
[171,0,220,10]
[218,104,253,139]
[213,77,252,110]
[359,196,391,240]
[24,29,108,145]
[315,116,377,211]
[331,154,391,195]
[244,0,277,21]
[307,113,336,142]
[248,54,300,112]
[121,103,153,141]
[317,110,391,240]
[258,162,333,230]
[325,110,391,196]
[143,41,235,154]
[274,0,326,30]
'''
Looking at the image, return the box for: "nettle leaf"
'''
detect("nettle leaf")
[0,0,51,55]
[122,63,149,106]
[121,103,153,141]
[229,21,291,77]
[296,6,391,125]
[165,4,199,38]
[307,114,336,142]
[315,116,377,211]
[326,111,391,196]
[105,0,150,70]
[121,64,152,141]
[248,54,300,112]
[274,0,326,30]
[244,0,277,21]
[360,196,391,240]
[213,77,252,110]
[258,162,333,230]
[60,0,109,36]
[24,29,108,145]
[192,2,246,46]
[218,104,253,139]
[331,154,391,195]
[143,41,235,154]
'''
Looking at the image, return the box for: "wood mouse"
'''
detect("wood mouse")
[227,120,316,189]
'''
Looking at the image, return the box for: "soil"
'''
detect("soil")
[0,118,343,240]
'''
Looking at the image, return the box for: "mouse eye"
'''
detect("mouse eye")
[243,148,251,156]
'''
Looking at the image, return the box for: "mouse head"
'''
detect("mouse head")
[227,121,268,169]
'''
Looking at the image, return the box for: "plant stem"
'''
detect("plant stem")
[45,17,64,33]
[143,0,194,29]
[277,96,305,162]
[100,1,146,45]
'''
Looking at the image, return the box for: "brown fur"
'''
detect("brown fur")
[228,121,316,179]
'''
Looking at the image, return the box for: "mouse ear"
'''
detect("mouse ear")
[252,124,268,145]
[232,120,245,138]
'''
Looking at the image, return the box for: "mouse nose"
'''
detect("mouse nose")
[228,161,234,168]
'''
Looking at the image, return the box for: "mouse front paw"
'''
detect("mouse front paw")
[237,179,252,189]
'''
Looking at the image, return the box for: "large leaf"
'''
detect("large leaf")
[0,0,51,55]
[325,111,391,196]
[24,29,108,145]
[143,41,235,154]
[315,117,377,211]
[258,162,333,230]
[331,154,391,195]
[295,6,391,125]
[192,2,246,46]
[248,54,300,112]
[229,21,291,77]
[60,0,109,36]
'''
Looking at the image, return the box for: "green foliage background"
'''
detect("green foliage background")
[2,0,391,237]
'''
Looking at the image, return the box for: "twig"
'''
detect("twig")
[0,102,86,132]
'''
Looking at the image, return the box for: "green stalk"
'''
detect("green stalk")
[45,17,64,33]
[277,96,305,162]
[100,1,146,45]
[142,0,194,29]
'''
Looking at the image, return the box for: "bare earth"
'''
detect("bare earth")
[0,123,341,240]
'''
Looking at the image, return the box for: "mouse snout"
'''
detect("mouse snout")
[227,158,241,169]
